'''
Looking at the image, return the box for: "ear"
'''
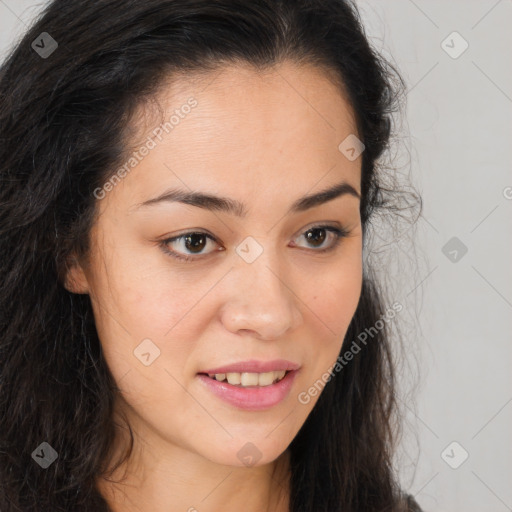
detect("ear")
[62,253,90,294]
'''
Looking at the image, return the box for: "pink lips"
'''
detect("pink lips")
[196,359,301,411]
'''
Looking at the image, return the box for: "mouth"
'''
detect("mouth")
[198,370,291,388]
[195,369,299,411]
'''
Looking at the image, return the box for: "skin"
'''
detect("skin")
[64,60,363,512]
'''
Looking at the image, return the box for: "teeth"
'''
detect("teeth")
[252,371,274,386]
[226,372,241,385]
[207,370,287,387]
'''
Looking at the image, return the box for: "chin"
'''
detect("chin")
[201,438,287,469]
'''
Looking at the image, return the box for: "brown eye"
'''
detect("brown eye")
[161,231,219,261]
[294,225,348,252]
[182,233,208,253]
[304,227,327,247]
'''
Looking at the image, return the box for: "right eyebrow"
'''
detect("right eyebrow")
[134,179,361,217]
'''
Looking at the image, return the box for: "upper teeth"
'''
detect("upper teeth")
[208,370,287,387]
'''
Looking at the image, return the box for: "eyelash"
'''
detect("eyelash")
[159,224,350,263]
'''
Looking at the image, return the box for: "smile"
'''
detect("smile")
[204,370,289,387]
[196,369,299,411]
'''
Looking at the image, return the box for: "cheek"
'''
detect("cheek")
[88,268,205,420]
[300,253,362,377]
[86,246,209,388]
[88,241,200,337]
[306,253,362,337]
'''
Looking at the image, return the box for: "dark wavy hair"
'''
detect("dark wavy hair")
[0,0,422,510]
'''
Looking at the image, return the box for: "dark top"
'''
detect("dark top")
[405,493,423,511]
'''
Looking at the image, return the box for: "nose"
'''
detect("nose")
[220,257,303,341]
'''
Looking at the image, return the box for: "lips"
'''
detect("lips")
[196,368,299,411]
[196,359,301,410]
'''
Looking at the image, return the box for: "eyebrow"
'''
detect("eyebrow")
[134,180,360,217]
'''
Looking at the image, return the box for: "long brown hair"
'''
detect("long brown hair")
[0,1,420,510]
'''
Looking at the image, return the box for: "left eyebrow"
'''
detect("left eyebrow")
[133,179,360,218]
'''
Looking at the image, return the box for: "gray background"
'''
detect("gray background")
[1,1,511,510]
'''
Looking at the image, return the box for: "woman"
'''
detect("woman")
[0,0,422,510]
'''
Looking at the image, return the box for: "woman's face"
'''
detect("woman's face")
[67,61,363,468]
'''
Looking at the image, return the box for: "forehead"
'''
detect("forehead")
[146,60,358,139]
[106,60,361,213]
